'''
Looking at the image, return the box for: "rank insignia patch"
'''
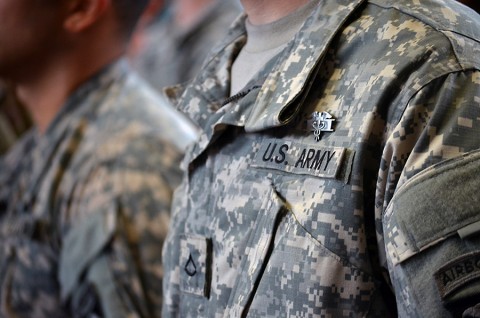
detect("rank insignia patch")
[311,111,335,141]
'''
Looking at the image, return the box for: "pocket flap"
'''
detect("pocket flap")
[385,150,480,265]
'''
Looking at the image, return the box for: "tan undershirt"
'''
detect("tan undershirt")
[230,0,319,95]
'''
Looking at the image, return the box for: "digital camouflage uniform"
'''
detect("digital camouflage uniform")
[0,81,32,155]
[132,0,241,91]
[162,0,480,316]
[0,59,197,317]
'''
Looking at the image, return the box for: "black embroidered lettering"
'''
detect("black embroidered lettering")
[262,142,276,162]
[476,258,480,268]
[465,260,475,274]
[295,149,306,168]
[323,151,336,171]
[442,270,454,287]
[304,149,316,168]
[455,265,465,277]
[311,151,327,170]
[252,139,348,180]
[275,144,289,164]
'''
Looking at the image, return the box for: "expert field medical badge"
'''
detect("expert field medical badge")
[311,111,335,141]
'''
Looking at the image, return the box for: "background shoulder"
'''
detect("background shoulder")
[367,0,480,69]
[94,66,199,153]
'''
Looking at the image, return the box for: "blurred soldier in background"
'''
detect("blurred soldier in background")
[0,0,197,316]
[162,0,480,316]
[131,0,241,91]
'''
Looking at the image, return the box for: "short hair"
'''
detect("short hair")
[111,0,149,38]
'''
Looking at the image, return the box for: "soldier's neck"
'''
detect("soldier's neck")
[174,0,216,30]
[15,46,124,135]
[15,59,73,135]
[14,40,125,133]
[240,0,310,25]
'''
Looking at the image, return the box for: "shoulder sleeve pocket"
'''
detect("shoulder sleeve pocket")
[383,150,480,317]
[385,150,480,265]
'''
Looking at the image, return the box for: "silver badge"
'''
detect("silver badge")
[312,111,335,141]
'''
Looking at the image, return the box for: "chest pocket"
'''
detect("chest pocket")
[178,132,378,317]
[180,178,378,317]
[223,182,378,317]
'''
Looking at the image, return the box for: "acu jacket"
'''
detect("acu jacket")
[163,0,480,316]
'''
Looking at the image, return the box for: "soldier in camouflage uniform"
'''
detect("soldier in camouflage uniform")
[0,0,197,317]
[162,0,480,316]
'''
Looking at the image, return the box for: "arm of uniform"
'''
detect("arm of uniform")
[57,135,183,317]
[382,70,480,317]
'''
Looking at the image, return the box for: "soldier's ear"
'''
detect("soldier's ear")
[63,0,110,33]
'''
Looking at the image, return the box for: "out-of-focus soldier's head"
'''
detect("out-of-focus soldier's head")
[0,0,148,81]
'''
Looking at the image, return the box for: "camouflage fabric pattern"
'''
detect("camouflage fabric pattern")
[0,81,32,155]
[162,0,480,316]
[132,0,241,91]
[0,59,197,317]
[384,149,480,317]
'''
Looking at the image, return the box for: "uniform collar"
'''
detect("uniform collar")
[169,0,366,132]
[245,0,366,132]
[164,13,247,125]
[167,0,368,167]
